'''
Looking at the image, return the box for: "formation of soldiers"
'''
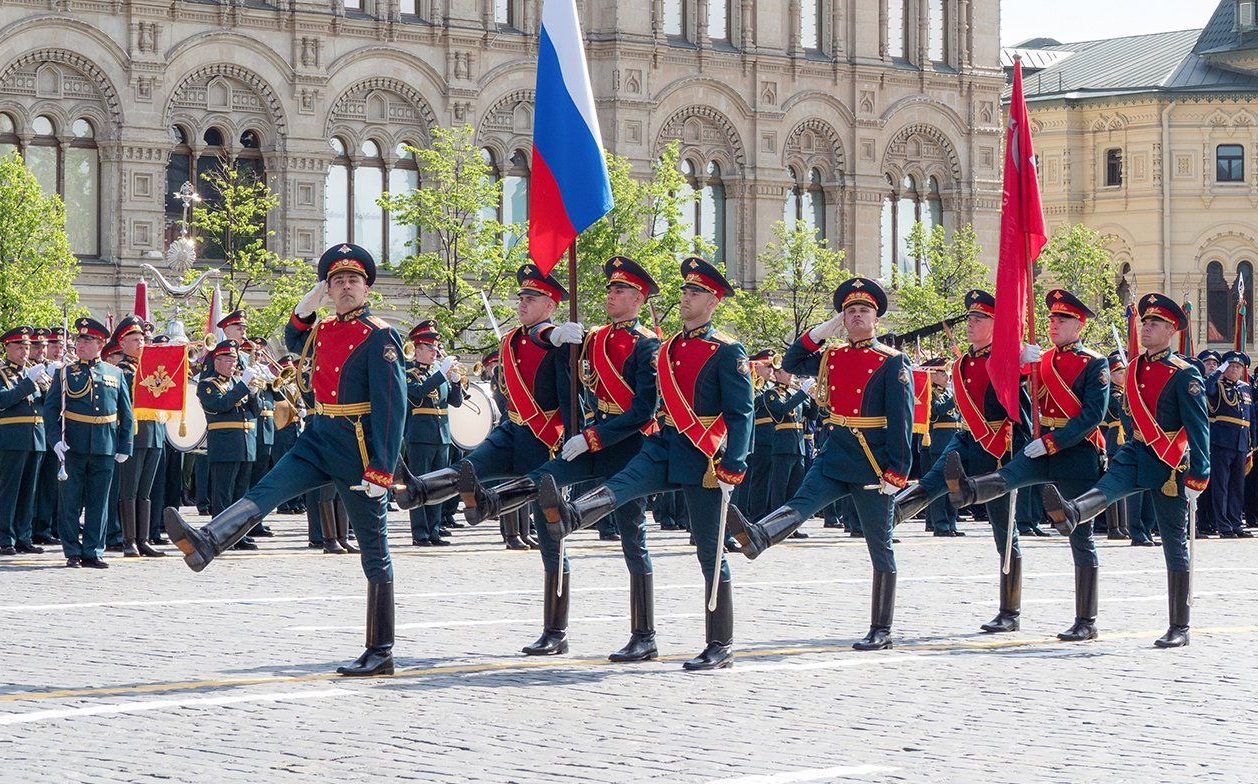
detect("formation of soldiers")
[3,242,1252,674]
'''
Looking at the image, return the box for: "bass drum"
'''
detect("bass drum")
[449,381,499,453]
[165,381,208,453]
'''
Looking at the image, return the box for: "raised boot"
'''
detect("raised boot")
[540,476,618,540]
[967,471,1012,508]
[319,500,345,554]
[335,500,358,554]
[943,452,978,508]
[458,462,493,525]
[135,503,165,557]
[471,476,539,527]
[609,573,657,662]
[395,465,461,511]
[1041,486,1110,537]
[522,571,570,655]
[502,508,529,551]
[726,505,805,560]
[1058,565,1099,641]
[119,500,140,557]
[683,579,733,671]
[893,484,932,527]
[337,581,395,676]
[853,571,896,651]
[980,556,1022,633]
[1154,571,1191,648]
[164,499,264,573]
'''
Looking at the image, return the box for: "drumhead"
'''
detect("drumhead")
[449,382,497,452]
[165,381,208,452]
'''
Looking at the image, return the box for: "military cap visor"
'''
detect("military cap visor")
[1,325,34,345]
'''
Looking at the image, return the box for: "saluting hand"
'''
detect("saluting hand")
[294,281,329,318]
[808,314,845,344]
[799,377,817,395]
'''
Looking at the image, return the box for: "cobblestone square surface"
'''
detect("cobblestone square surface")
[2,508,1255,783]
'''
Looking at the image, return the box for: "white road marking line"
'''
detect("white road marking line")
[704,764,899,783]
[6,566,1249,613]
[730,654,922,673]
[289,611,703,633]
[0,688,346,726]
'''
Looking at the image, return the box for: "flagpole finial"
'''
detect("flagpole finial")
[1013,53,1022,62]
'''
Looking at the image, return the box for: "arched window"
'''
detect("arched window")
[896,175,918,276]
[927,0,946,62]
[880,174,896,279]
[881,173,942,280]
[388,143,420,262]
[708,0,729,42]
[924,176,943,235]
[1206,261,1231,343]
[502,150,530,249]
[801,0,822,51]
[481,148,501,223]
[886,0,907,59]
[1116,262,1133,306]
[0,113,16,158]
[663,0,685,38]
[22,114,100,257]
[784,167,826,241]
[1236,260,1255,343]
[353,140,386,262]
[494,0,520,29]
[686,160,726,263]
[324,136,351,252]
[323,137,418,264]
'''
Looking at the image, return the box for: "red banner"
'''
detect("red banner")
[133,344,188,415]
[912,368,929,436]
[990,58,1047,426]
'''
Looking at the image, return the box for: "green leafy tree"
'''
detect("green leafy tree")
[0,152,83,328]
[720,220,850,352]
[889,222,989,356]
[177,159,316,340]
[379,125,524,355]
[1034,223,1124,348]
[573,142,712,335]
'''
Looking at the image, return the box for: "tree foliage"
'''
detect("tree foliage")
[379,125,524,355]
[720,220,850,352]
[888,222,989,356]
[0,152,83,328]
[1034,223,1124,349]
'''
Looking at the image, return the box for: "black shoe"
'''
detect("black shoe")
[150,535,168,545]
[105,543,125,553]
[122,542,140,557]
[609,574,657,662]
[853,627,893,651]
[504,536,529,550]
[609,633,658,662]
[823,520,841,529]
[1024,525,1051,537]
[232,538,259,551]
[1154,626,1190,648]
[31,535,58,546]
[308,541,324,549]
[325,539,347,554]
[789,530,809,539]
[599,531,620,541]
[339,539,359,554]
[1194,531,1214,539]
[1154,571,1190,648]
[1058,619,1097,641]
[727,505,804,560]
[137,541,166,558]
[660,522,678,531]
[980,557,1022,633]
[933,530,953,537]
[1236,530,1254,539]
[1131,539,1156,547]
[1220,531,1237,539]
[251,526,275,538]
[338,581,395,675]
[165,500,264,573]
[682,642,733,670]
[848,531,864,538]
[0,546,16,556]
[411,539,430,547]
[65,556,81,568]
[853,571,896,651]
[336,649,394,677]
[724,538,742,554]
[952,530,967,536]
[15,542,44,554]
[684,578,733,670]
[446,521,466,529]
[80,556,109,569]
[431,538,451,547]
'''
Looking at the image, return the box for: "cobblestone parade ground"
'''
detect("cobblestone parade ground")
[2,508,1256,784]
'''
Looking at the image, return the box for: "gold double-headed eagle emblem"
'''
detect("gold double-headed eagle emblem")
[139,365,177,398]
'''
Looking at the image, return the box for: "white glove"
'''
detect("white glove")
[561,434,590,461]
[549,321,585,346]
[798,377,816,395]
[1020,344,1043,365]
[360,480,387,498]
[718,481,736,498]
[879,480,900,496]
[808,314,845,344]
[1185,486,1203,503]
[1218,359,1233,374]
[53,440,69,461]
[294,281,328,318]
[435,356,456,377]
[1023,438,1048,458]
[241,366,259,387]
[114,453,129,464]
[24,364,50,384]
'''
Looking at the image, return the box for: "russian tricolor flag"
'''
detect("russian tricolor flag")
[528,0,614,275]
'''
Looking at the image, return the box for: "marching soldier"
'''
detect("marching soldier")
[728,277,913,651]
[457,257,662,661]
[113,315,166,557]
[45,317,134,569]
[1040,293,1209,648]
[893,290,1032,634]
[1205,350,1255,539]
[764,366,816,527]
[404,319,464,547]
[942,290,1110,641]
[165,243,405,675]
[538,257,753,670]
[0,326,50,555]
[922,357,963,536]
[198,340,261,550]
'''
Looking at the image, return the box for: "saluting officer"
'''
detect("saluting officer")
[198,340,261,548]
[0,326,50,555]
[459,257,662,661]
[943,290,1110,641]
[728,277,913,651]
[539,257,753,670]
[113,315,166,557]
[164,243,406,676]
[1041,293,1209,648]
[1205,350,1255,539]
[45,317,134,569]
[922,357,963,536]
[893,290,1033,634]
[404,319,464,547]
